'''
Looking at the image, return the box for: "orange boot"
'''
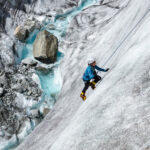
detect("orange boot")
[90,81,96,89]
[80,92,86,101]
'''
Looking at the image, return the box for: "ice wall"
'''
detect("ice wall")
[17,0,150,150]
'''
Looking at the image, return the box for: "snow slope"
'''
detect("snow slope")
[17,0,150,149]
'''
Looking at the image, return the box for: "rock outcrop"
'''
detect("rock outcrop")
[0,64,42,141]
[14,19,42,41]
[33,30,58,64]
[14,26,28,41]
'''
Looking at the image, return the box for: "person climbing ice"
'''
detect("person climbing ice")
[80,58,109,101]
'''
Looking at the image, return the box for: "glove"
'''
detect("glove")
[105,68,109,72]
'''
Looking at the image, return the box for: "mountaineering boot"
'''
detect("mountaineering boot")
[80,92,86,101]
[90,81,96,89]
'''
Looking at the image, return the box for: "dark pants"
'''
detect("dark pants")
[82,74,101,93]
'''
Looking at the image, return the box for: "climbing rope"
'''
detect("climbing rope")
[97,7,150,85]
[102,8,150,67]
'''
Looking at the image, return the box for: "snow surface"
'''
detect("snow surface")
[17,0,150,150]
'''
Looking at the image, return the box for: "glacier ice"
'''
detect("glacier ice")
[17,0,150,150]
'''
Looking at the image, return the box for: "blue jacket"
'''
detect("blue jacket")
[83,65,106,81]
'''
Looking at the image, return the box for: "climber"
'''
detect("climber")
[80,58,109,101]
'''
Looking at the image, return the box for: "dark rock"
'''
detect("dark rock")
[43,108,50,117]
[14,26,28,41]
[21,58,37,67]
[33,30,58,64]
[0,88,3,97]
[14,19,42,41]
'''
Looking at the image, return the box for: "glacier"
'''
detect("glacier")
[0,0,150,149]
[16,0,150,150]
